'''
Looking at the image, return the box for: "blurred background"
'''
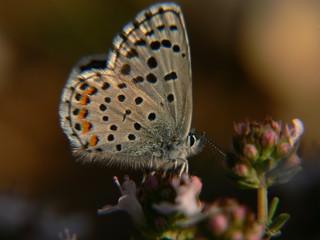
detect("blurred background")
[0,0,320,239]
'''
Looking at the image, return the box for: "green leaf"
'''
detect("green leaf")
[268,197,279,223]
[268,213,290,236]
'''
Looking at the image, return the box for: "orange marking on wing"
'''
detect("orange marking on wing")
[81,121,92,133]
[85,87,97,95]
[79,95,89,105]
[89,135,99,147]
[78,108,88,119]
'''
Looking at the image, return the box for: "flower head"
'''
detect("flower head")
[225,117,304,188]
[98,172,203,239]
[99,173,265,239]
[193,199,264,240]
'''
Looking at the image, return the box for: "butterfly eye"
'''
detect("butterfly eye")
[188,134,197,147]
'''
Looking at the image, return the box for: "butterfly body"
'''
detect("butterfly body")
[59,2,202,171]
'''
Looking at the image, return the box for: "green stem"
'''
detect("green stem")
[257,185,268,225]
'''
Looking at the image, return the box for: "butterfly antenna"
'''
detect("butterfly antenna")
[203,137,227,160]
[190,135,229,175]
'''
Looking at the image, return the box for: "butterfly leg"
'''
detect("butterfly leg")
[177,158,189,176]
[149,157,154,170]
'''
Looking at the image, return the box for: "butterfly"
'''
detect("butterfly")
[59,2,202,173]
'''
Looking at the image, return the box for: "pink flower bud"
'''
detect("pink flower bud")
[233,164,249,177]
[277,142,292,156]
[247,233,263,240]
[233,205,246,222]
[261,130,277,148]
[247,224,264,240]
[231,231,243,240]
[285,155,301,168]
[190,176,203,195]
[210,214,228,234]
[243,144,258,161]
[234,122,249,135]
[247,235,260,240]
[270,119,281,132]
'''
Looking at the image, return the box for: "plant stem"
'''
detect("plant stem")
[257,184,268,225]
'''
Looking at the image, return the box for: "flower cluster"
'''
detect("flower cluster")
[99,173,263,240]
[193,199,264,240]
[98,173,200,239]
[97,117,304,239]
[225,118,304,189]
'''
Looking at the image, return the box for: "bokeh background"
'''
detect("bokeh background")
[0,0,320,239]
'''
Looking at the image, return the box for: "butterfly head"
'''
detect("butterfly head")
[156,132,203,161]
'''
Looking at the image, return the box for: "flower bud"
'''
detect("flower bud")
[243,144,259,161]
[210,214,228,234]
[261,130,277,148]
[233,164,249,177]
[276,142,293,158]
[233,205,246,222]
[285,154,301,168]
[190,176,203,195]
[247,233,263,240]
[270,119,281,132]
[231,231,243,240]
[234,121,250,135]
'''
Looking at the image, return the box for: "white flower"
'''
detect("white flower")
[153,175,202,218]
[98,176,146,227]
[288,118,304,146]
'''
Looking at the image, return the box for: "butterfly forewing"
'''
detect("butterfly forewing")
[108,3,192,138]
[59,3,193,168]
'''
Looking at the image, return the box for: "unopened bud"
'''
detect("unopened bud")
[233,164,249,177]
[277,142,292,157]
[243,144,259,161]
[270,119,281,132]
[231,231,243,240]
[233,205,246,222]
[261,130,277,148]
[234,122,249,135]
[285,155,301,168]
[210,214,228,234]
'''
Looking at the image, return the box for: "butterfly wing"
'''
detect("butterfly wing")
[108,2,192,139]
[59,3,193,169]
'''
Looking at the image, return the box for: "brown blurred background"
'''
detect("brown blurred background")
[0,0,320,239]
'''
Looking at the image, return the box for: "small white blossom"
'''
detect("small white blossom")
[98,176,146,227]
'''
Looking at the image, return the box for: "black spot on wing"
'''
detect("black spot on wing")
[145,29,154,37]
[147,57,157,69]
[79,60,106,72]
[164,72,178,81]
[133,76,144,84]
[146,73,157,83]
[162,39,172,48]
[157,24,165,31]
[135,39,146,46]
[126,48,139,59]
